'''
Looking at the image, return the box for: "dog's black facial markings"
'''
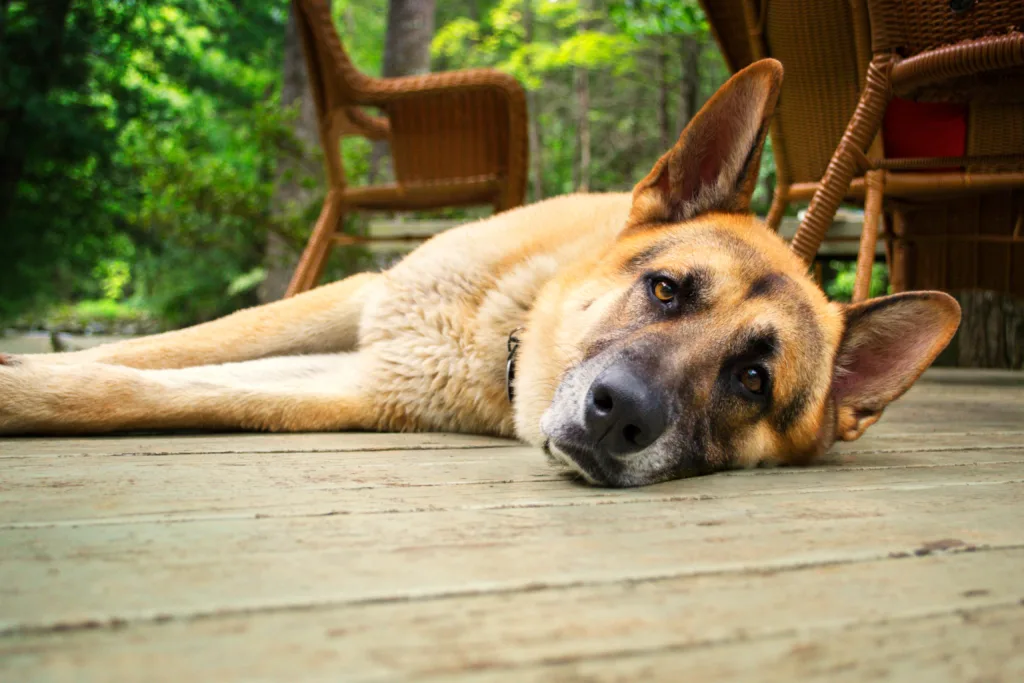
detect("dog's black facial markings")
[742,281,822,437]
[746,272,790,300]
[623,243,666,273]
[664,413,718,479]
[729,329,780,365]
[644,267,711,317]
[773,389,810,433]
[717,329,778,420]
[792,295,825,357]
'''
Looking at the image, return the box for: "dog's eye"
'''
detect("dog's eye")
[651,278,676,303]
[738,366,767,395]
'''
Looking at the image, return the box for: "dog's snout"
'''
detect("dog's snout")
[585,365,667,457]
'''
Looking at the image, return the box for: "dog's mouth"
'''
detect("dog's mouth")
[544,438,616,486]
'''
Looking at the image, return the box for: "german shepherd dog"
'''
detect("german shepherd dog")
[0,60,961,487]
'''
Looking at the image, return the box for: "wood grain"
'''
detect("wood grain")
[0,368,1022,681]
[2,549,1021,682]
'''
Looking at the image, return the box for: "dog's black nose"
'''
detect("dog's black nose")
[585,365,667,457]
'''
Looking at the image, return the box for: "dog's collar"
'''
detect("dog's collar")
[505,327,523,404]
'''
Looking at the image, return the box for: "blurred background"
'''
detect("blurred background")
[1,0,872,350]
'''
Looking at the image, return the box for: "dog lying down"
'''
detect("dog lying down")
[0,59,960,487]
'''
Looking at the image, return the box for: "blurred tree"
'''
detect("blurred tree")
[1,0,134,320]
[368,0,436,183]
[383,0,436,77]
[259,2,323,304]
[0,1,288,325]
[522,0,544,200]
[1,0,764,330]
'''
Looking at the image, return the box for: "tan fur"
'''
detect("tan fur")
[0,60,961,487]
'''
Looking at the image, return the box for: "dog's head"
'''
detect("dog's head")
[536,59,961,487]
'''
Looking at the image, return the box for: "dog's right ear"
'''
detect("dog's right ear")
[627,58,783,229]
[831,292,961,442]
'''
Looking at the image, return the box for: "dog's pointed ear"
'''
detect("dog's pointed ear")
[627,58,782,228]
[831,292,961,442]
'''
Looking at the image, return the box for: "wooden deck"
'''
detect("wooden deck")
[1,368,1023,681]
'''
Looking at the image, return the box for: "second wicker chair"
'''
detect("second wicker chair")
[285,0,529,297]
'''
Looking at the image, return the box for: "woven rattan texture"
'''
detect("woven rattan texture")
[969,102,1024,171]
[764,0,867,183]
[890,32,1024,100]
[284,0,529,296]
[294,0,528,209]
[896,190,1024,297]
[868,0,1024,55]
[701,0,755,72]
[790,54,894,264]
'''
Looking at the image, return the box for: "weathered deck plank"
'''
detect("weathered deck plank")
[2,479,1022,633]
[2,549,1021,682]
[0,368,1022,681]
[2,449,1023,526]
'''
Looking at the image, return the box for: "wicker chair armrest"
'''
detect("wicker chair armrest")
[338,106,390,140]
[356,68,526,107]
[352,69,527,209]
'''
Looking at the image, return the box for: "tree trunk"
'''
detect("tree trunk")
[382,0,435,77]
[574,1,593,192]
[368,0,437,184]
[259,4,324,303]
[523,0,543,201]
[575,66,591,192]
[656,40,670,149]
[677,34,701,132]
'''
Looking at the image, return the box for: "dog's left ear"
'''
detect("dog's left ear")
[628,58,783,227]
[831,292,961,441]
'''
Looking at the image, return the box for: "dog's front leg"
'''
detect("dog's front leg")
[31,272,379,370]
[0,353,377,435]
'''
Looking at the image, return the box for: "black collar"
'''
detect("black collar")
[505,327,523,404]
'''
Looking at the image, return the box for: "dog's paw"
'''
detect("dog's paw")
[0,360,140,435]
[0,358,63,434]
[0,360,31,433]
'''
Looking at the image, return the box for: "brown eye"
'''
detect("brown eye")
[652,279,676,302]
[739,366,767,395]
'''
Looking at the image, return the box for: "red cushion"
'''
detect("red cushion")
[883,97,967,160]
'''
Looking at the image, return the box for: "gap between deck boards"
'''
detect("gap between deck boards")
[2,541,1020,639]
[4,472,1023,530]
[424,602,1024,681]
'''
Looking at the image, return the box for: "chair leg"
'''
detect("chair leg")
[765,187,789,232]
[493,187,519,214]
[853,170,884,302]
[790,54,893,265]
[286,190,344,298]
[889,208,909,293]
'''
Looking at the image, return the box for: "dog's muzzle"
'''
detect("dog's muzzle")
[542,359,670,486]
[583,364,668,458]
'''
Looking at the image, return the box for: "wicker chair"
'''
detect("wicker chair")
[285,0,528,296]
[702,0,1024,301]
[788,0,1024,300]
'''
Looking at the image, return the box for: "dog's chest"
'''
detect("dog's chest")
[358,254,562,436]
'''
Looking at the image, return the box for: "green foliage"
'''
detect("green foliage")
[1,0,287,326]
[45,299,154,333]
[826,261,891,302]
[607,0,707,37]
[1,0,772,330]
[429,0,729,201]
